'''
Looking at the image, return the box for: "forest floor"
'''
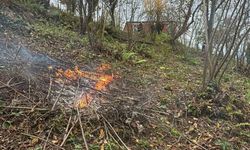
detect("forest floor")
[0,3,250,150]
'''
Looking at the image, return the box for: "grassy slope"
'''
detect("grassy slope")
[1,3,250,149]
[25,21,250,149]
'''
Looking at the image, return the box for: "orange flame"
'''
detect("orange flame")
[56,64,114,108]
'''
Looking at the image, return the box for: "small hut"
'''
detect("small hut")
[123,21,170,33]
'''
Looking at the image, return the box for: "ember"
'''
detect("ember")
[56,64,114,108]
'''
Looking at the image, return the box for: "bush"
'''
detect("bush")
[32,22,87,46]
[155,33,171,44]
[47,7,79,29]
[17,0,46,14]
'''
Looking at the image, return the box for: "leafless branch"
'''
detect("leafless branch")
[77,108,89,150]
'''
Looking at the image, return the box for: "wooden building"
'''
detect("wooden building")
[123,21,171,33]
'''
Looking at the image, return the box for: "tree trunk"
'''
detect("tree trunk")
[110,12,115,27]
[44,0,50,9]
[79,0,85,35]
[71,0,76,14]
[110,0,118,27]
[246,43,250,65]
[156,11,161,34]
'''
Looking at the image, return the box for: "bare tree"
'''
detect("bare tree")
[103,0,118,27]
[144,0,167,34]
[166,0,201,43]
[246,42,250,66]
[202,0,250,88]
[79,0,85,34]
[78,0,99,35]
[60,0,77,13]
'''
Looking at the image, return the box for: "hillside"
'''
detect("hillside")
[0,2,250,150]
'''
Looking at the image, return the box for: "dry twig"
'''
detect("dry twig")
[0,105,48,111]
[101,114,130,150]
[183,134,208,150]
[46,74,53,99]
[103,121,124,150]
[51,83,65,110]
[0,80,30,100]
[43,126,54,150]
[77,108,89,150]
[60,116,78,147]
[21,133,64,150]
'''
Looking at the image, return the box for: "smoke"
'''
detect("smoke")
[0,39,60,80]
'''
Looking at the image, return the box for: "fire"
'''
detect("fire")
[95,75,113,91]
[55,64,114,108]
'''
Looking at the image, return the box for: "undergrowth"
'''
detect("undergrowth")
[1,5,249,149]
[32,22,88,45]
[15,0,46,14]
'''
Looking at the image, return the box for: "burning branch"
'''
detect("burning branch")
[55,64,115,109]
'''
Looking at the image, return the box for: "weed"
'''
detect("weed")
[215,139,232,150]
[17,0,46,13]
[2,120,12,129]
[235,122,250,128]
[137,139,151,149]
[122,52,136,61]
[246,90,250,104]
[155,33,171,44]
[170,127,181,137]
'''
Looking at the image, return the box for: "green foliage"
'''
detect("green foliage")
[133,43,154,58]
[11,111,23,117]
[223,74,230,82]
[33,22,87,45]
[34,146,43,150]
[47,8,79,29]
[17,0,46,13]
[246,90,250,104]
[136,59,147,64]
[170,127,181,137]
[122,52,136,60]
[160,95,169,106]
[235,122,250,128]
[240,131,250,138]
[105,140,120,150]
[187,104,201,117]
[215,139,232,150]
[102,36,148,64]
[67,134,84,149]
[33,22,74,38]
[137,139,151,149]
[2,121,12,129]
[178,55,199,66]
[155,33,171,44]
[225,104,233,113]
[246,79,250,104]
[47,7,61,17]
[89,140,120,150]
